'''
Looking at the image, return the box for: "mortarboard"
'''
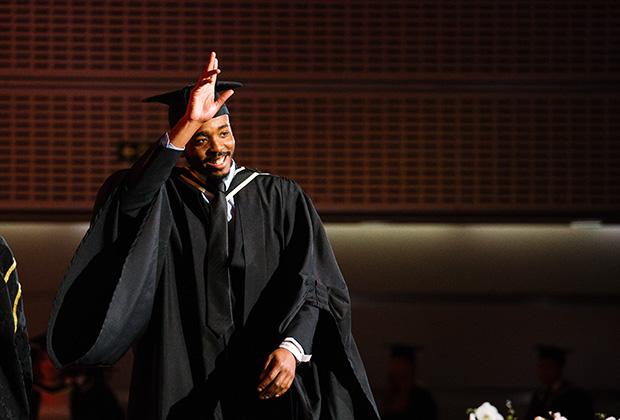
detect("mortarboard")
[536,344,571,365]
[144,81,243,128]
[390,343,424,362]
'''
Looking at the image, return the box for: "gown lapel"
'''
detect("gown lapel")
[174,167,263,328]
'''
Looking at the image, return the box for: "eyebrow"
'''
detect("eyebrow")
[195,125,230,137]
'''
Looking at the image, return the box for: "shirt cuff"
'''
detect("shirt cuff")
[279,337,312,363]
[160,131,185,151]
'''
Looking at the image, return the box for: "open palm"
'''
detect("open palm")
[186,52,234,123]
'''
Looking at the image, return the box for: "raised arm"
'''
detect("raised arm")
[120,52,235,217]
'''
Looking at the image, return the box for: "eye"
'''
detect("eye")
[193,138,207,146]
[220,131,230,138]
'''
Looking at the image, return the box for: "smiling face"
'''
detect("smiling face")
[184,114,235,180]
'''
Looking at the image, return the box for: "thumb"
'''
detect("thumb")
[215,89,234,109]
[258,353,275,382]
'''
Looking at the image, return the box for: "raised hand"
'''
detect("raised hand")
[185,51,235,123]
[169,52,235,148]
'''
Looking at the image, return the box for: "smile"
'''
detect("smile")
[204,152,231,166]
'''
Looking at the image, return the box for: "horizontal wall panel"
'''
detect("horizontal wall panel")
[1,1,619,217]
[1,89,618,213]
[0,1,618,80]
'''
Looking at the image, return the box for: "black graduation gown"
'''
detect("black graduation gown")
[526,381,594,420]
[70,377,125,420]
[383,386,438,420]
[47,143,380,420]
[0,236,32,420]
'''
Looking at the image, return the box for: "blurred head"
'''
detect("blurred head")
[537,357,564,385]
[388,355,416,390]
[387,344,419,391]
[536,345,567,385]
[30,335,66,392]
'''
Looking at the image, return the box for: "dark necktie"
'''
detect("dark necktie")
[206,179,234,338]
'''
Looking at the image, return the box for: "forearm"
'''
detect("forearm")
[279,303,320,363]
[168,114,202,149]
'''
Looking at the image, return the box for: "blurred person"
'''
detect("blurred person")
[30,334,70,419]
[525,345,594,420]
[383,344,437,420]
[47,52,379,420]
[64,366,124,420]
[1,235,32,419]
[30,335,124,420]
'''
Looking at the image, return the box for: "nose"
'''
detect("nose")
[207,136,227,152]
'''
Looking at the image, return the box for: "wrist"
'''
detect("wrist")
[177,113,203,131]
[278,341,302,364]
[277,347,299,366]
[169,115,202,148]
[182,111,206,126]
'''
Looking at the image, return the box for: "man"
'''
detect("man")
[47,52,379,420]
[65,366,125,420]
[525,345,593,420]
[383,345,437,420]
[29,334,66,420]
[0,235,32,420]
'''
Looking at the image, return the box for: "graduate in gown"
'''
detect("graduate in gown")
[383,345,437,420]
[0,235,32,420]
[525,345,593,420]
[47,52,380,420]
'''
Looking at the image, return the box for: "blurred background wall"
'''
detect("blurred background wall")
[1,222,619,418]
[1,1,619,419]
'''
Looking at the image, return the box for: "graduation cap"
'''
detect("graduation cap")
[144,81,243,128]
[536,344,571,365]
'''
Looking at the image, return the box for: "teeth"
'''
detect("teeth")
[208,155,226,165]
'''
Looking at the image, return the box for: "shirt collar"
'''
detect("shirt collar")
[222,160,237,191]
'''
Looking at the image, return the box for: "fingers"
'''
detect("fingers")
[257,350,296,400]
[195,69,221,86]
[196,52,219,85]
[188,53,234,121]
[257,353,275,384]
[207,51,216,72]
[257,357,277,392]
[211,57,219,85]
[259,370,283,399]
[215,89,234,107]
[274,374,294,398]
[258,369,294,400]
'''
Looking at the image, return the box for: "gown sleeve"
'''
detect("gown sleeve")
[47,139,180,368]
[277,179,353,339]
[119,138,183,217]
[282,304,319,356]
[276,179,381,419]
[0,237,32,420]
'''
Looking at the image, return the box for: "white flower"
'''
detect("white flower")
[605,417,616,420]
[474,402,504,420]
[534,417,546,420]
[552,413,567,420]
[469,414,476,420]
